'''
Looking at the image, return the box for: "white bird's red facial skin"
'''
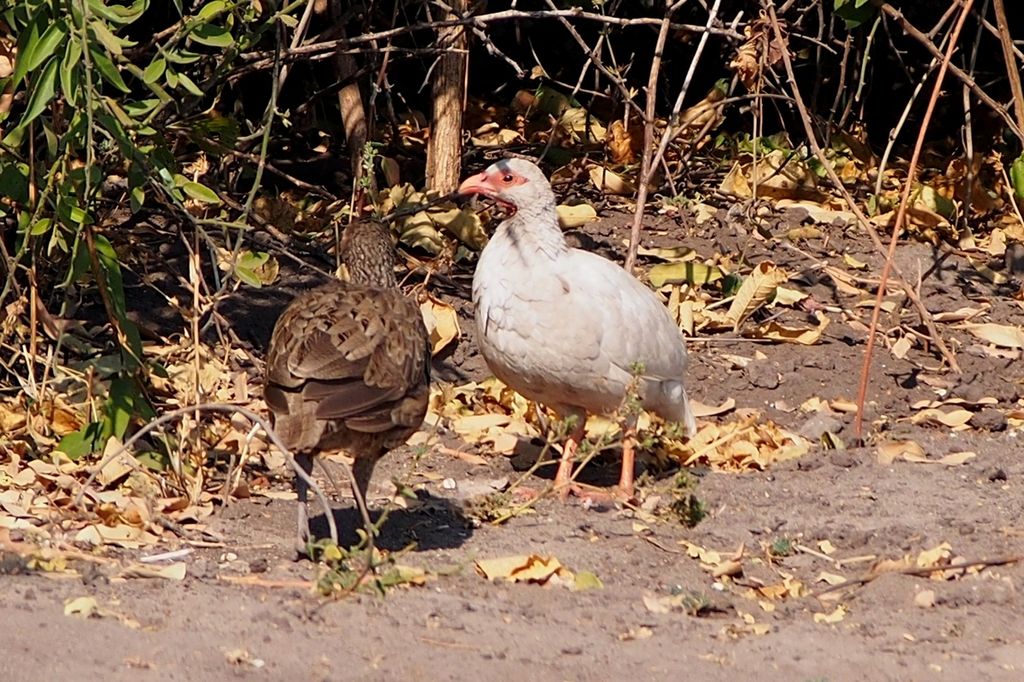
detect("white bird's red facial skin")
[457,165,528,213]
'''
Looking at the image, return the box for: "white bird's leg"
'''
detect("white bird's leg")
[617,419,638,501]
[554,418,587,500]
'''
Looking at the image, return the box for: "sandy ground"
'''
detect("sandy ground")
[3,211,1024,681]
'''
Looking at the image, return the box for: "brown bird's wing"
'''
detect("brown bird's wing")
[265,281,429,450]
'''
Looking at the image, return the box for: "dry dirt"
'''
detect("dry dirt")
[4,210,1024,681]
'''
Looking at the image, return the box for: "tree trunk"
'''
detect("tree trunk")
[425,0,468,193]
[322,2,370,199]
[336,50,368,190]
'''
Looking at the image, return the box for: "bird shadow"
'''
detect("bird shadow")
[508,438,627,490]
[307,490,473,552]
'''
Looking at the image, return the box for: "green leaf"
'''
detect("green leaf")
[233,264,262,287]
[106,376,152,440]
[11,12,43,88]
[60,39,83,105]
[232,250,277,288]
[188,23,234,48]
[182,180,221,203]
[164,48,201,65]
[57,421,107,460]
[0,162,30,204]
[196,0,228,20]
[66,234,92,286]
[90,48,131,92]
[123,97,161,117]
[25,19,68,74]
[142,56,166,83]
[175,71,204,97]
[835,0,876,29]
[1011,154,1024,200]
[89,20,131,56]
[87,0,148,25]
[130,185,145,212]
[18,56,59,128]
[30,218,52,236]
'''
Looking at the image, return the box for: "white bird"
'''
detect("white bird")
[459,158,697,500]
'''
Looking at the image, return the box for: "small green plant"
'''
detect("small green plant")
[672,590,712,617]
[769,536,795,558]
[668,470,707,527]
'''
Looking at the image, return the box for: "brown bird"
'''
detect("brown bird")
[264,219,430,550]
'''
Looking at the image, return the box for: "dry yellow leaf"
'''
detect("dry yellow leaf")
[726,262,788,329]
[419,296,461,356]
[649,261,723,288]
[785,225,824,241]
[890,336,912,360]
[916,543,953,569]
[589,165,636,195]
[97,437,135,488]
[470,124,522,148]
[770,286,808,307]
[936,451,977,465]
[634,244,697,261]
[74,523,160,549]
[961,323,1024,349]
[556,203,598,228]
[0,401,28,433]
[606,120,638,165]
[931,306,988,323]
[877,440,925,464]
[690,398,736,418]
[829,399,858,413]
[619,626,654,641]
[451,413,512,435]
[64,596,99,618]
[753,311,829,345]
[676,82,726,142]
[720,150,821,200]
[987,228,1007,256]
[120,562,188,581]
[474,554,572,584]
[915,589,936,608]
[842,254,868,270]
[816,571,846,586]
[813,605,847,624]
[559,107,607,143]
[910,408,973,429]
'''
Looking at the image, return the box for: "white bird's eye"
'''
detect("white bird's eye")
[502,174,514,183]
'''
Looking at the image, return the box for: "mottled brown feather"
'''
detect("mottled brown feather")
[263,220,430,543]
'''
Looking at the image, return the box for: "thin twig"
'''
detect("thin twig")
[73,403,339,546]
[239,8,743,64]
[873,1,1023,142]
[763,3,960,443]
[991,0,1024,134]
[813,554,1023,598]
[625,0,723,273]
[853,0,974,439]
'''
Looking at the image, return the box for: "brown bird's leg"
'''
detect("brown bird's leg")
[554,418,587,500]
[294,452,315,553]
[350,456,378,543]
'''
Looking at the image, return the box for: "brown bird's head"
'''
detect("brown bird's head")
[339,219,398,288]
[457,158,555,217]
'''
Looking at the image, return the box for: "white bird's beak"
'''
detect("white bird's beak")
[457,171,494,197]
